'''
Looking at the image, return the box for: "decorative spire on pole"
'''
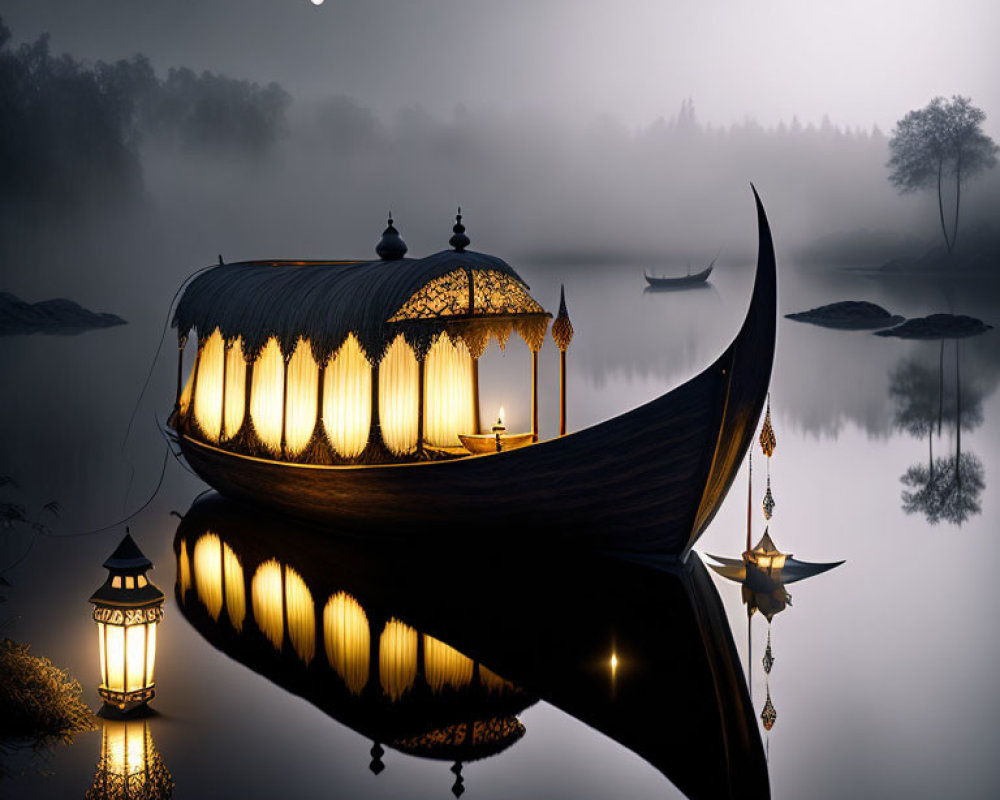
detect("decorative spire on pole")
[551,285,574,436]
[449,207,471,252]
[376,213,408,261]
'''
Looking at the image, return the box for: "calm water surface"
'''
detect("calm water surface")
[2,253,998,799]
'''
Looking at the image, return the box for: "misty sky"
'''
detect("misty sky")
[5,0,999,136]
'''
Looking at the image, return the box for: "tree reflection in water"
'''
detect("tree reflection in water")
[891,340,985,525]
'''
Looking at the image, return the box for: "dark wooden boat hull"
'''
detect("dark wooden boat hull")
[177,190,776,556]
[644,263,714,287]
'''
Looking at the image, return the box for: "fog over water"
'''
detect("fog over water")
[1,3,999,799]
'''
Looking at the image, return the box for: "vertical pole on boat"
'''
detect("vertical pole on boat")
[472,357,482,433]
[417,356,426,456]
[174,333,187,417]
[559,349,567,436]
[531,350,539,442]
[551,285,574,437]
[280,350,291,459]
[468,267,483,433]
[747,613,753,703]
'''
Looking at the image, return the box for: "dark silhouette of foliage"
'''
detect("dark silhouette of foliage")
[142,66,290,154]
[887,96,998,253]
[0,17,143,228]
[0,638,95,778]
[0,13,291,250]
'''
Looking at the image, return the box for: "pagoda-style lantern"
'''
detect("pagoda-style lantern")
[90,532,165,712]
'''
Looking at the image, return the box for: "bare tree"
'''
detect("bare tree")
[887,96,998,253]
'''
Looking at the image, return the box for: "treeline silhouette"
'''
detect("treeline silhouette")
[2,12,997,273]
[0,15,290,251]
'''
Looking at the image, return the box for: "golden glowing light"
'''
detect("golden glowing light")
[89,719,174,799]
[193,329,225,441]
[423,635,474,693]
[284,566,315,665]
[250,338,285,452]
[424,335,475,447]
[323,334,371,457]
[193,533,223,621]
[323,591,370,695]
[222,542,246,631]
[91,536,164,712]
[379,335,418,455]
[379,618,417,701]
[284,338,319,456]
[223,336,246,439]
[479,664,514,694]
[611,653,619,671]
[178,539,192,598]
[251,559,284,651]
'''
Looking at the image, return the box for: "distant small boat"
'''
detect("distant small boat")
[644,259,715,288]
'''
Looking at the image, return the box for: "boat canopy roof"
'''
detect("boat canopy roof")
[173,243,551,365]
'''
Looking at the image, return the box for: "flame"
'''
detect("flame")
[498,406,505,426]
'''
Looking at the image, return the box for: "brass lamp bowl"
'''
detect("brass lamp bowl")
[458,432,535,455]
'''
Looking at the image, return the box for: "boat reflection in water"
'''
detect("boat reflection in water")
[174,494,770,799]
[86,718,174,800]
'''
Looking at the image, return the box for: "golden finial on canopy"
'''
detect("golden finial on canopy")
[551,285,574,351]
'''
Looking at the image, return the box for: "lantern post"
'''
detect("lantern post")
[89,532,165,713]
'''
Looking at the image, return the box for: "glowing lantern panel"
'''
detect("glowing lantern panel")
[323,334,371,458]
[90,533,165,712]
[379,336,418,455]
[424,335,475,447]
[223,336,247,439]
[250,338,285,452]
[284,338,319,456]
[192,329,225,442]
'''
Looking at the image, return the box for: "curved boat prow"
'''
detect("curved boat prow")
[683,185,777,555]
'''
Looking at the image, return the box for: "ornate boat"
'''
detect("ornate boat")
[169,189,776,555]
[644,259,715,288]
[173,494,770,799]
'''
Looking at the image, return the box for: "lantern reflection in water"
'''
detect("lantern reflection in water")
[323,591,370,695]
[86,719,173,800]
[190,533,245,631]
[90,534,164,712]
[176,526,522,707]
[424,635,474,693]
[249,559,315,663]
[379,619,418,701]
